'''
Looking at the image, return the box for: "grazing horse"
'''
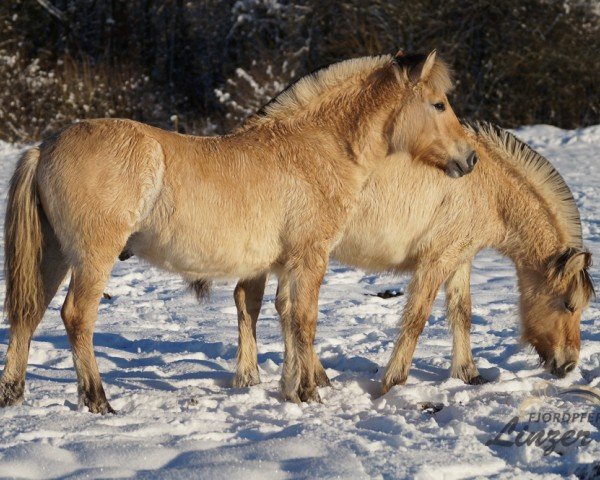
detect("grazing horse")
[0,52,476,413]
[233,123,595,392]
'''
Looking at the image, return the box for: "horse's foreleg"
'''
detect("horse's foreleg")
[445,263,487,385]
[61,263,114,414]
[275,274,297,400]
[233,274,268,387]
[382,266,446,394]
[277,252,327,403]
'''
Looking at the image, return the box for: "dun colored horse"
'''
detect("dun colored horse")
[233,123,594,392]
[0,52,476,413]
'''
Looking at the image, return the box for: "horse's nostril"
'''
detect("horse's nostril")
[445,160,464,178]
[467,151,478,169]
[564,361,576,373]
[551,360,576,377]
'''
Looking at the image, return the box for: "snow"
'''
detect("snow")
[0,125,599,479]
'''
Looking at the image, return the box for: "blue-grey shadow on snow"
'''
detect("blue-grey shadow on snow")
[30,331,237,360]
[17,331,237,392]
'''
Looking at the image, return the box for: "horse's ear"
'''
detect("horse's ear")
[408,50,437,84]
[546,248,591,285]
[563,250,591,278]
[420,50,437,80]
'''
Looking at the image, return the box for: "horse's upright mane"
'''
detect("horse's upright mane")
[467,121,583,248]
[246,56,391,126]
[245,54,452,127]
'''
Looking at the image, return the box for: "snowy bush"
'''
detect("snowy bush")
[215,62,294,125]
[0,51,156,142]
[0,0,597,142]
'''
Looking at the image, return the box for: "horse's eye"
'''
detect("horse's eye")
[564,301,575,313]
[433,102,446,112]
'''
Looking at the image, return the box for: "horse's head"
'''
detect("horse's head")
[389,51,477,178]
[520,248,595,377]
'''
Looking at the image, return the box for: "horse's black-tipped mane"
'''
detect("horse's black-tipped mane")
[244,53,452,127]
[244,55,393,126]
[255,63,334,118]
[255,53,432,118]
[465,120,583,248]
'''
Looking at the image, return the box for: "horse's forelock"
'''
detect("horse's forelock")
[426,59,453,94]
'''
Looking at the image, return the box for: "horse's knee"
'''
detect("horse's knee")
[60,293,92,339]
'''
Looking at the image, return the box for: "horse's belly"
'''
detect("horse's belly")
[129,224,280,280]
[332,230,415,271]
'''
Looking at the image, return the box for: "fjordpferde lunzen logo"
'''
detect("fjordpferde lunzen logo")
[486,382,600,456]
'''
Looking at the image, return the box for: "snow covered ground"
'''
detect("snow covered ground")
[0,125,599,479]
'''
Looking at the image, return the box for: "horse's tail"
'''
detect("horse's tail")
[4,148,45,330]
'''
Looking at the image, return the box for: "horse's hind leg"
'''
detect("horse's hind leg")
[445,263,486,385]
[0,216,69,406]
[233,274,267,387]
[61,260,115,414]
[313,351,330,388]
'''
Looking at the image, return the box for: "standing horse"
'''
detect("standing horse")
[233,123,594,392]
[0,52,476,413]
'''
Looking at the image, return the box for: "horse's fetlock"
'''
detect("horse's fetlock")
[0,378,25,407]
[78,384,114,414]
[382,369,408,394]
[232,367,261,388]
[451,362,480,384]
[298,383,321,403]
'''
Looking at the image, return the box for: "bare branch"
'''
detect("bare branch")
[35,0,67,23]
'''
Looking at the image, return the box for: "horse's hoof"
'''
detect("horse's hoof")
[467,374,489,385]
[79,391,116,415]
[282,385,321,403]
[232,369,261,388]
[0,380,25,407]
[84,399,116,415]
[381,373,407,395]
[299,386,322,403]
[282,390,302,404]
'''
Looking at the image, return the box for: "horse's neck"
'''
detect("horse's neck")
[239,74,398,170]
[240,118,383,173]
[488,160,564,269]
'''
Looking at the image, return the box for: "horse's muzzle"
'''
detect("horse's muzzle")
[550,359,577,378]
[445,151,478,178]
